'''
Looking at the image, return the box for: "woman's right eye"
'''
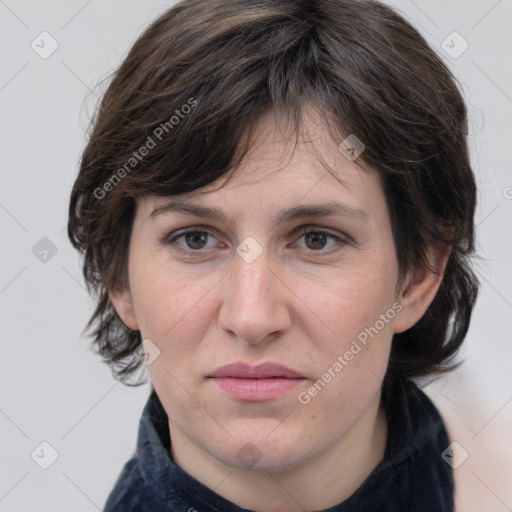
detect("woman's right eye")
[167,229,221,254]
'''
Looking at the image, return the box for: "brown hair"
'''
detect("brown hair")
[68,0,478,385]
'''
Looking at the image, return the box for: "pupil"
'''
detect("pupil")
[186,232,207,249]
[306,233,326,250]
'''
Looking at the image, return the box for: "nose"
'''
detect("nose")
[217,246,292,345]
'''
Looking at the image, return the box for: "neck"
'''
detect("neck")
[169,392,387,512]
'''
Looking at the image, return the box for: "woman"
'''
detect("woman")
[67,0,478,510]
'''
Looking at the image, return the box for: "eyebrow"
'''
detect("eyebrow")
[150,200,369,226]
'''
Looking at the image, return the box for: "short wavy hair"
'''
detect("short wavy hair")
[68,0,478,386]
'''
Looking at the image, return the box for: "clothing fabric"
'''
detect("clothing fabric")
[103,374,454,511]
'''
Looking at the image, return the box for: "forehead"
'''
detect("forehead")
[203,108,374,188]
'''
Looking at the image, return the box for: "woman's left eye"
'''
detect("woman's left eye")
[294,229,345,252]
[166,228,346,254]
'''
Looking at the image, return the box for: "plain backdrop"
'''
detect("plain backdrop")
[1,1,511,511]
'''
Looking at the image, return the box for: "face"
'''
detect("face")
[112,109,427,474]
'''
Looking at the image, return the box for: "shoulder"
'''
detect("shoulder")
[103,456,144,511]
[344,375,455,511]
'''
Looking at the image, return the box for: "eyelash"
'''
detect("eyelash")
[165,227,347,256]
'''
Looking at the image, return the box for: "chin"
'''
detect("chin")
[207,426,313,473]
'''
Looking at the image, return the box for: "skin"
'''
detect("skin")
[110,109,450,512]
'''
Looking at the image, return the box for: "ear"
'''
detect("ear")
[108,286,139,331]
[393,238,452,334]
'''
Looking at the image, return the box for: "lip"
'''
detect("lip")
[208,362,305,402]
[209,362,303,379]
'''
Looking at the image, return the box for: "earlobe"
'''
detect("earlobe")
[108,287,139,331]
[393,241,452,334]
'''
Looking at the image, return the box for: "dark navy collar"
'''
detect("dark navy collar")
[104,374,454,511]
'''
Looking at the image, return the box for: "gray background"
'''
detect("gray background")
[1,0,511,510]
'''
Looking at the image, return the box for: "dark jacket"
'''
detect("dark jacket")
[103,375,454,511]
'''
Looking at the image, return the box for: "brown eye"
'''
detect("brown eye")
[167,229,220,254]
[294,229,346,253]
[182,231,210,250]
[304,232,329,250]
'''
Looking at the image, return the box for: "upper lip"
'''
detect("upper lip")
[209,362,303,379]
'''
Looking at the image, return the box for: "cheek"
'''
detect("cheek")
[299,264,398,342]
[293,258,398,398]
[129,258,218,355]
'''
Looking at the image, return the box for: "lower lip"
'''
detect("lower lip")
[210,377,304,401]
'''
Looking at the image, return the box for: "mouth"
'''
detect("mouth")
[208,362,306,401]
